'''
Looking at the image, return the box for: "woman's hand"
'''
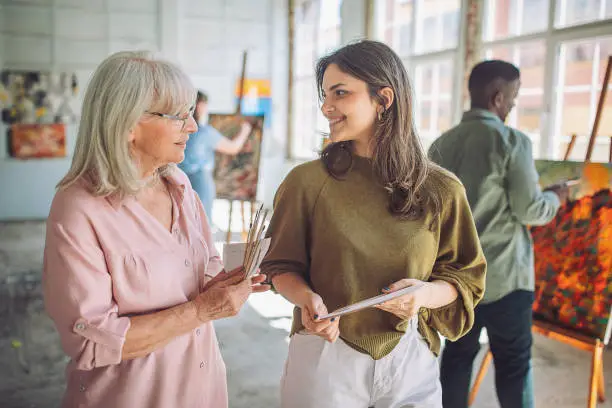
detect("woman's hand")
[300,292,340,343]
[375,278,431,320]
[194,266,270,322]
[240,120,253,135]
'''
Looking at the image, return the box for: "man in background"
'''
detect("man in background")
[429,60,569,408]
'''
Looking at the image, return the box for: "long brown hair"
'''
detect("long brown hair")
[316,40,440,220]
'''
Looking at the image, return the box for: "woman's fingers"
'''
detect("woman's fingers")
[251,284,271,293]
[250,274,267,285]
[382,278,421,293]
[305,318,333,333]
[203,267,245,290]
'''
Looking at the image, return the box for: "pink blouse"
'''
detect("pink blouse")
[43,168,228,408]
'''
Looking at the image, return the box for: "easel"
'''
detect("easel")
[468,55,612,408]
[225,50,258,244]
[226,199,257,244]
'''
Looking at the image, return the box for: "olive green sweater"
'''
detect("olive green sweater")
[261,156,487,359]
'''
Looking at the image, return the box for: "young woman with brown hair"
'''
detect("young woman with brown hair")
[262,40,486,408]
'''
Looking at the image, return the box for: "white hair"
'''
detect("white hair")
[58,50,196,196]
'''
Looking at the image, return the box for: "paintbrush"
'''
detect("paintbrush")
[242,204,269,280]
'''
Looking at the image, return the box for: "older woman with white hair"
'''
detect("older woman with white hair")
[42,51,269,408]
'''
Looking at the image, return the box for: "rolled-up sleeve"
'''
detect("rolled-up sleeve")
[43,218,130,371]
[428,182,487,341]
[260,169,313,282]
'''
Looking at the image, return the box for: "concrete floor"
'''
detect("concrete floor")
[1,218,612,408]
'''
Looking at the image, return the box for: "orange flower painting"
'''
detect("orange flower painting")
[531,160,612,340]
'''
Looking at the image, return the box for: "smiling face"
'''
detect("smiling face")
[129,107,197,176]
[320,63,383,148]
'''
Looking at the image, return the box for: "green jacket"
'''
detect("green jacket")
[428,109,560,304]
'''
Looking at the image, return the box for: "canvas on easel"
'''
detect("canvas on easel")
[210,113,264,202]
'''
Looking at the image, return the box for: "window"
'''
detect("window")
[555,0,611,28]
[555,36,612,162]
[483,0,550,41]
[291,0,342,159]
[482,0,612,160]
[289,1,612,162]
[414,59,454,145]
[376,0,462,150]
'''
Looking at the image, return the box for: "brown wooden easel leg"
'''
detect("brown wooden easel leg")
[468,349,493,406]
[589,340,604,408]
[226,200,233,244]
[598,353,606,402]
[564,133,577,160]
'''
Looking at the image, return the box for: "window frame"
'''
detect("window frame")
[288,0,612,161]
[482,0,612,159]
[288,0,342,160]
[374,0,468,151]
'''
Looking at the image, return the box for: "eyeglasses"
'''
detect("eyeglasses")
[145,106,195,131]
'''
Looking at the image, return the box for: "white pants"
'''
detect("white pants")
[280,318,442,408]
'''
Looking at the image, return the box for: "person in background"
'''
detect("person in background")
[43,51,269,408]
[261,40,487,408]
[429,59,569,408]
[179,91,252,222]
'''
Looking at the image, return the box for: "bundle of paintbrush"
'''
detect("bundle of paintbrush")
[241,204,271,280]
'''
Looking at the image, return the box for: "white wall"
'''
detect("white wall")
[0,0,289,220]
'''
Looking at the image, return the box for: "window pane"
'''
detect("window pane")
[556,36,612,161]
[560,91,593,137]
[377,0,414,57]
[414,59,455,144]
[418,100,433,131]
[294,1,317,78]
[415,0,461,54]
[555,0,609,28]
[291,0,343,159]
[483,0,549,41]
[318,0,342,56]
[439,61,453,95]
[416,65,434,95]
[292,79,318,158]
[563,40,596,87]
[437,98,453,132]
[486,41,546,89]
[522,0,550,34]
[516,94,544,137]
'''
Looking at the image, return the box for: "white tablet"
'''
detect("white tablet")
[318,283,423,320]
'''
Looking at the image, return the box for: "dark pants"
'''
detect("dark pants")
[440,290,534,408]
